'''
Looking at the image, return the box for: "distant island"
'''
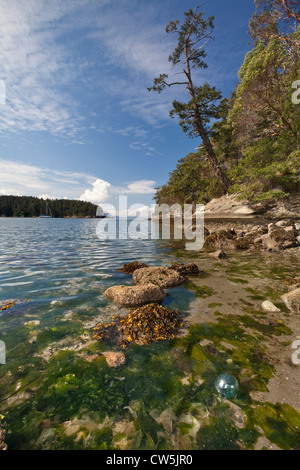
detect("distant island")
[0,195,98,218]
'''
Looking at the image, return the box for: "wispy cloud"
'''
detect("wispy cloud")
[0,159,95,199]
[0,0,94,137]
[0,158,156,203]
[123,180,156,195]
[0,0,199,141]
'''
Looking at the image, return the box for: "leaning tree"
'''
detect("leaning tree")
[148,5,230,193]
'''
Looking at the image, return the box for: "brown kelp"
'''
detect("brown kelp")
[93,303,183,347]
[117,262,149,274]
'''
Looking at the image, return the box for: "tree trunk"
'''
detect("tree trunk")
[194,116,231,192]
[184,48,230,193]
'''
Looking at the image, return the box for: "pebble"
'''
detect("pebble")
[261,301,281,313]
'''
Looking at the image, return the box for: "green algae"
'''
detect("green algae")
[2,307,299,451]
[1,247,300,450]
[253,403,300,450]
[184,281,215,298]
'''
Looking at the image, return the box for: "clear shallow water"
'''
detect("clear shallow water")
[1,218,300,450]
[0,218,185,329]
[0,218,174,300]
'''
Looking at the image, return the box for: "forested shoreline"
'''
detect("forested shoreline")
[0,195,97,218]
[152,0,300,207]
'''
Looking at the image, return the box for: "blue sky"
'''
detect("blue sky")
[0,0,255,211]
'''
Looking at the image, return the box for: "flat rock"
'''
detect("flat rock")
[104,283,166,307]
[133,266,185,288]
[281,288,300,314]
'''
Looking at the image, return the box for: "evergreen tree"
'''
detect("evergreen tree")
[148,6,230,193]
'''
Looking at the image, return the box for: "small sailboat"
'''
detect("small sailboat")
[40,201,52,218]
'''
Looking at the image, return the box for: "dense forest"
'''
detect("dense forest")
[152,0,300,207]
[0,195,97,218]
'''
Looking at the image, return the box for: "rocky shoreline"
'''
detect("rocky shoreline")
[203,218,300,253]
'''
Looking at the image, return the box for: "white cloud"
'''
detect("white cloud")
[0,0,92,137]
[79,178,111,204]
[79,178,156,204]
[0,0,181,138]
[0,158,95,199]
[0,158,157,202]
[125,180,156,194]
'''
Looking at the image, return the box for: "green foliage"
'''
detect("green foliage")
[148,5,230,193]
[249,0,300,43]
[166,8,214,69]
[170,84,224,136]
[155,2,299,206]
[0,195,97,218]
[228,136,300,201]
[154,151,224,206]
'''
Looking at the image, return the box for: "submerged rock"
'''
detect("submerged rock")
[281,288,300,314]
[133,266,185,289]
[104,283,166,307]
[102,351,126,368]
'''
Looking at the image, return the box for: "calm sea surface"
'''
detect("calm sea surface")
[0,217,175,302]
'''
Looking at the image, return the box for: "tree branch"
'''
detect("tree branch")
[280,0,300,23]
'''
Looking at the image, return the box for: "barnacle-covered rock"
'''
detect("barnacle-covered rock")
[261,224,298,251]
[133,266,185,288]
[104,283,166,307]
